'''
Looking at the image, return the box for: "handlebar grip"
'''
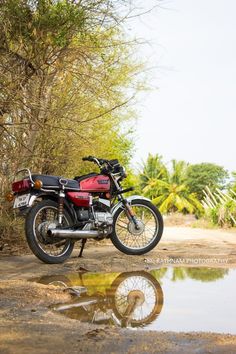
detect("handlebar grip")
[82,156,94,162]
[82,156,109,165]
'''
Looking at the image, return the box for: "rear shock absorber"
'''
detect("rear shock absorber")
[58,179,67,225]
[58,190,65,225]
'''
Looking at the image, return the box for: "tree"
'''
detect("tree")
[139,154,167,199]
[202,186,236,227]
[229,172,236,194]
[170,267,228,282]
[0,0,146,246]
[186,163,229,201]
[185,268,228,282]
[0,0,143,197]
[140,156,203,215]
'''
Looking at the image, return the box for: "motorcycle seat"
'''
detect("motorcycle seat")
[32,175,79,190]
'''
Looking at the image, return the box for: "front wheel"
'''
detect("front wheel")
[111,199,163,255]
[111,271,164,327]
[25,199,74,264]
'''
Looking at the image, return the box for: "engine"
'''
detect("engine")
[94,211,113,227]
[75,196,113,234]
[76,208,113,229]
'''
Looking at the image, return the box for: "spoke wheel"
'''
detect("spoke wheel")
[111,271,164,327]
[111,200,163,255]
[25,200,74,264]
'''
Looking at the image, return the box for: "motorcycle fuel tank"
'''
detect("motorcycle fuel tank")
[79,175,110,192]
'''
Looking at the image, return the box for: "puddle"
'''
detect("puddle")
[36,267,236,334]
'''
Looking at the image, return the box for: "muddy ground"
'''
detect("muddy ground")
[0,226,236,353]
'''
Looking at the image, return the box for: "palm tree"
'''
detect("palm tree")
[139,154,167,200]
[141,156,203,215]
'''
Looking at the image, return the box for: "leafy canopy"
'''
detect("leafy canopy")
[186,163,229,200]
[140,154,203,215]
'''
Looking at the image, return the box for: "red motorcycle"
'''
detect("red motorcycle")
[37,271,164,328]
[9,156,163,263]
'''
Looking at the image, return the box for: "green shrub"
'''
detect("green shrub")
[203,188,236,228]
[0,202,26,253]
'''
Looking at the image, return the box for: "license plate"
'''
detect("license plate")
[13,194,31,209]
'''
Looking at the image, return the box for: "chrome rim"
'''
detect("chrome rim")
[114,275,158,325]
[115,204,159,250]
[33,206,71,257]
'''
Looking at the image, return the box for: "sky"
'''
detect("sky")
[127,0,236,173]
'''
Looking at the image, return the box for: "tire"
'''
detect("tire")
[25,199,74,264]
[111,271,164,327]
[111,199,163,255]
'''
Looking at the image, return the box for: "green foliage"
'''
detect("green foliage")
[68,272,119,295]
[140,154,167,186]
[0,0,144,244]
[0,0,142,189]
[151,267,228,283]
[203,187,236,227]
[140,155,204,216]
[229,172,236,194]
[122,169,141,196]
[185,268,228,282]
[186,163,229,201]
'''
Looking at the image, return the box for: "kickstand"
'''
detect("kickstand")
[78,239,87,258]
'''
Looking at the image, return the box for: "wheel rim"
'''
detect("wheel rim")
[114,274,161,326]
[33,206,71,257]
[115,204,159,250]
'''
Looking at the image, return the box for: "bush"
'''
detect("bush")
[0,202,27,254]
[203,188,236,228]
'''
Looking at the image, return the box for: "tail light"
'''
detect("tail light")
[12,178,31,193]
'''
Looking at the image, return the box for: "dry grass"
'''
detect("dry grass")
[0,207,28,255]
[164,213,197,227]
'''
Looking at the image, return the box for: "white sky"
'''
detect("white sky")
[128,0,236,173]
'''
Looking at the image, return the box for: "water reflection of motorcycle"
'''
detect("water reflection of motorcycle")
[38,271,164,328]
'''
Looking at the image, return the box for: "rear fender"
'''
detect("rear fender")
[28,192,56,207]
[111,195,151,216]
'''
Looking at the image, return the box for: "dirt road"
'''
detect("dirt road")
[0,226,236,353]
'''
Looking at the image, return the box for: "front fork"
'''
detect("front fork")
[121,198,140,230]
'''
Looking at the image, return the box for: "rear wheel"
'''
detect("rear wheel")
[25,199,74,264]
[111,199,163,255]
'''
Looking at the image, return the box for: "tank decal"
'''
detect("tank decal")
[97,179,109,184]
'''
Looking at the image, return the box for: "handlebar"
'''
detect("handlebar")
[82,156,126,179]
[82,156,95,162]
[82,156,109,166]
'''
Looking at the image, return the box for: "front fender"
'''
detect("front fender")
[111,195,151,216]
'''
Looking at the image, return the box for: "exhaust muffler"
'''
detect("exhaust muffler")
[48,228,100,239]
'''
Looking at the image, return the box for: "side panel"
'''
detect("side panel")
[67,192,91,207]
[80,175,110,192]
